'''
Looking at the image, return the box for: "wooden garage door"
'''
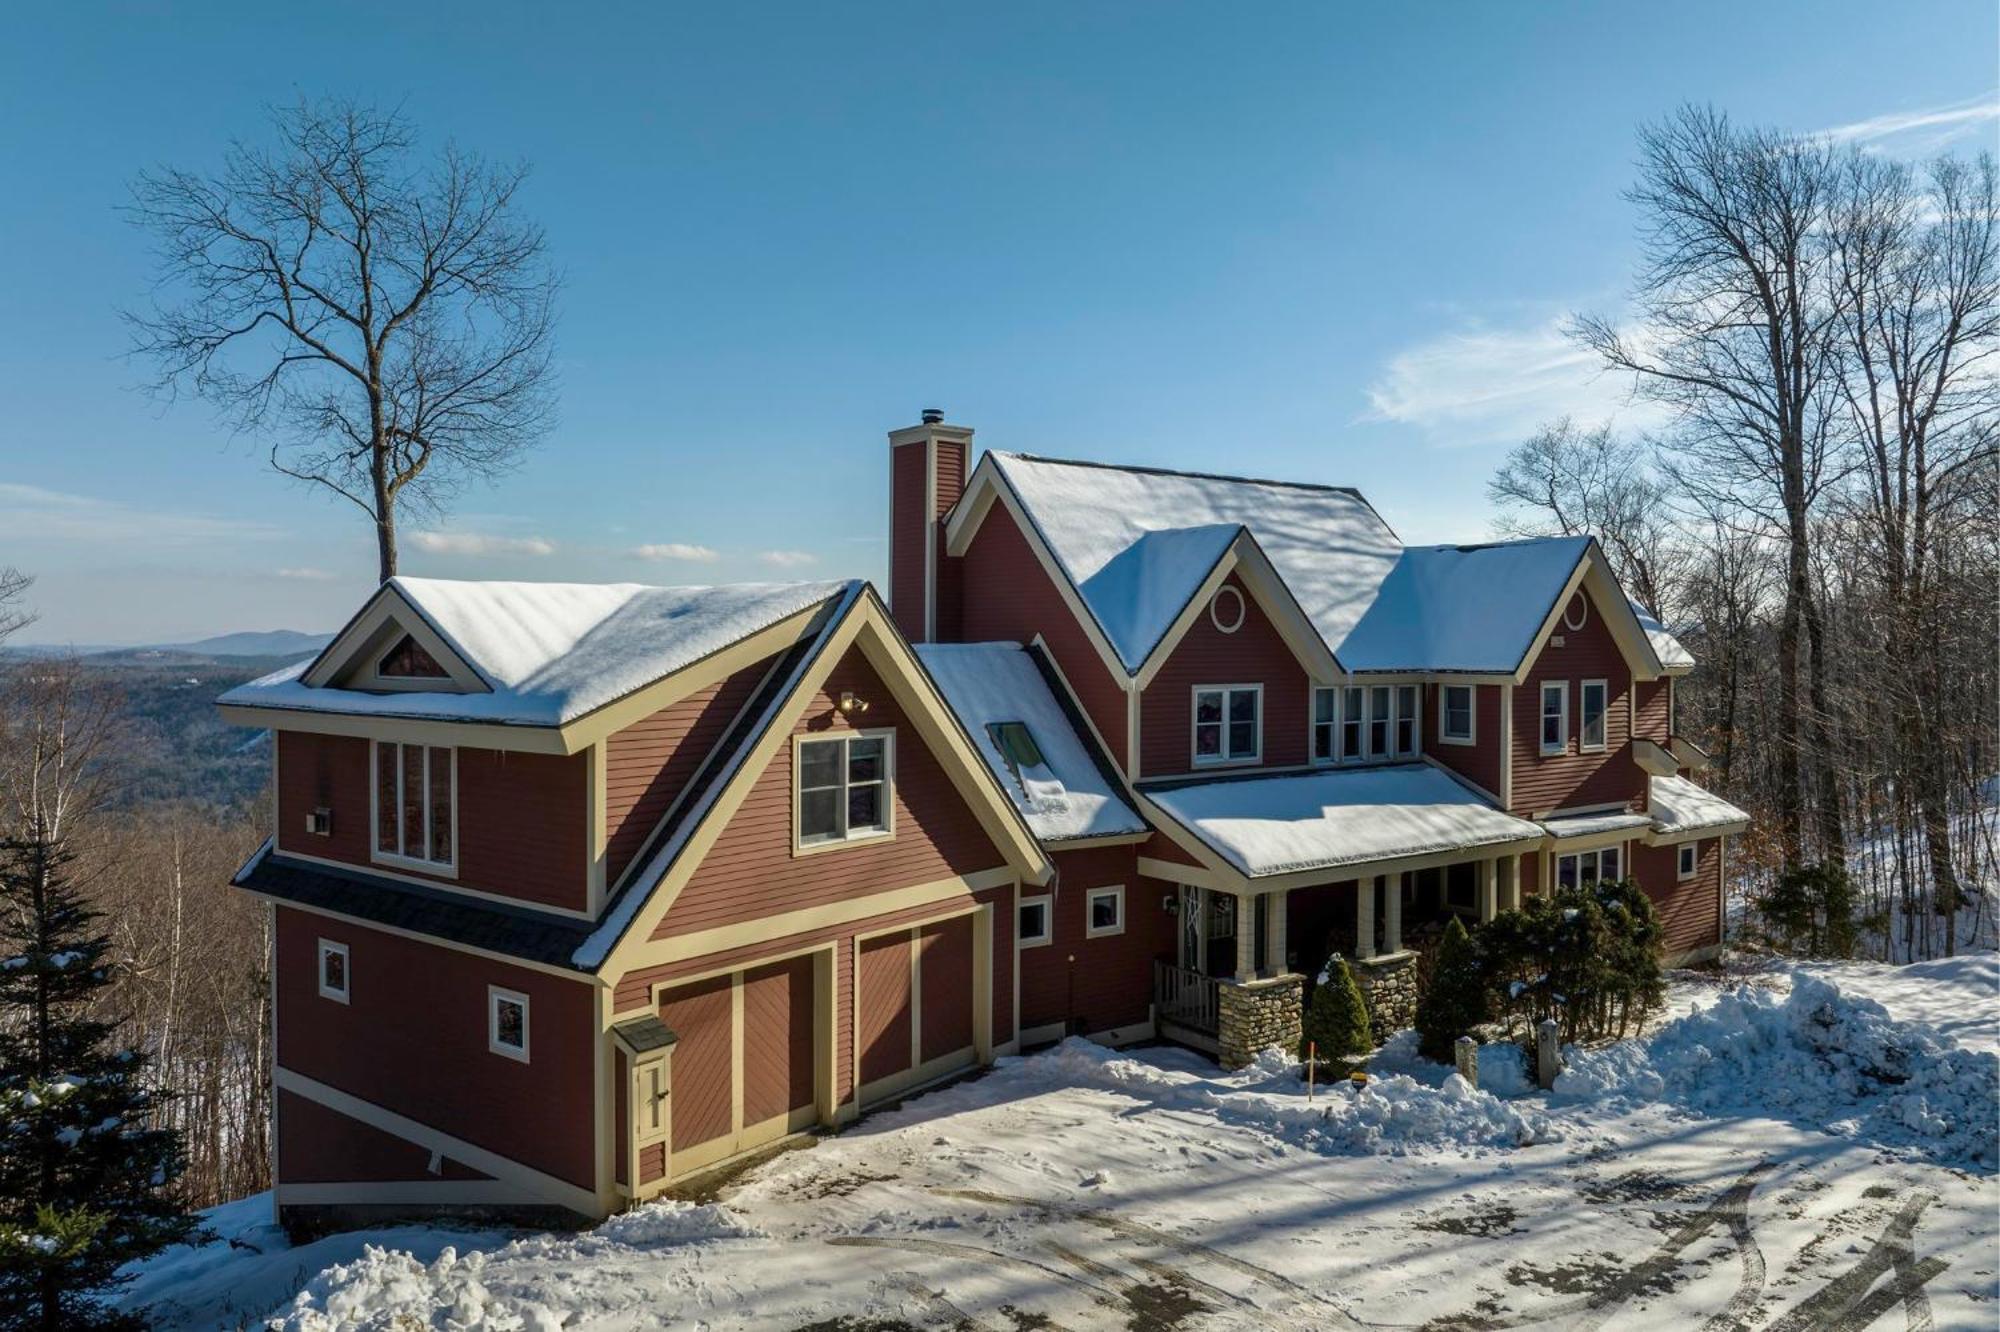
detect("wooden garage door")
[742,956,815,1131]
[919,916,975,1064]
[857,932,913,1088]
[658,973,732,1156]
[858,915,980,1106]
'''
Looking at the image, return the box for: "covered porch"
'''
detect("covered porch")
[1139,763,1544,1063]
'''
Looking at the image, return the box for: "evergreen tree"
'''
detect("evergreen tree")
[0,665,198,1331]
[1299,956,1372,1076]
[1415,916,1489,1063]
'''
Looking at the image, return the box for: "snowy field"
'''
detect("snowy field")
[124,955,2000,1331]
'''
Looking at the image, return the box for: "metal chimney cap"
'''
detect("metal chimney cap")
[920,407,945,425]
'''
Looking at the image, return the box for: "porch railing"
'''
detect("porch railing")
[1154,960,1220,1035]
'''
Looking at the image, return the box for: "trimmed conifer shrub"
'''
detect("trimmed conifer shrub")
[1415,915,1488,1063]
[1299,955,1373,1075]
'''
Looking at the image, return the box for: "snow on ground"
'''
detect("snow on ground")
[126,955,2000,1330]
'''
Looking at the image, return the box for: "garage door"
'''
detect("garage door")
[857,915,979,1107]
[657,953,819,1175]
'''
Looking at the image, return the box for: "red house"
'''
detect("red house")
[221,411,1747,1230]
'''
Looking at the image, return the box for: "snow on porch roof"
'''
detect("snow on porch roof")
[221,577,852,727]
[915,641,1146,842]
[1649,774,1750,837]
[1143,763,1543,880]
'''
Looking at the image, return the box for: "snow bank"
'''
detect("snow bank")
[269,1202,761,1332]
[1557,972,1999,1170]
[1018,1038,1553,1154]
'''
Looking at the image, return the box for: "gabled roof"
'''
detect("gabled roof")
[1649,774,1751,838]
[1631,600,1696,671]
[1142,763,1544,880]
[915,642,1146,843]
[1337,537,1593,673]
[221,577,850,729]
[979,452,1402,672]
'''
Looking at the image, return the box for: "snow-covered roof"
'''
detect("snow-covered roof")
[915,642,1146,842]
[222,578,851,728]
[1144,763,1543,879]
[1539,809,1655,840]
[1337,537,1592,673]
[1631,601,1696,670]
[989,453,1402,671]
[1649,774,1750,837]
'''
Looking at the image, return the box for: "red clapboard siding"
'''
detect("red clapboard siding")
[957,500,1130,767]
[1633,838,1723,957]
[933,438,968,642]
[742,956,815,1124]
[1019,844,1166,1034]
[274,907,595,1189]
[1510,585,1645,815]
[604,654,775,884]
[919,915,975,1062]
[653,646,1006,939]
[275,730,589,912]
[890,441,931,642]
[1634,678,1670,744]
[858,932,914,1085]
[1423,683,1504,796]
[1139,573,1309,778]
[277,1089,490,1183]
[658,973,733,1152]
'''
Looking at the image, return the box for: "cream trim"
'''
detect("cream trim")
[790,728,897,855]
[273,846,596,923]
[306,584,488,694]
[610,867,1014,992]
[219,704,573,754]
[251,890,592,982]
[587,743,608,914]
[275,1066,598,1216]
[592,593,1049,979]
[1136,854,1232,893]
[367,740,460,879]
[1641,819,1749,846]
[1632,736,1679,777]
[1083,885,1126,939]
[1512,549,1665,685]
[1499,683,1515,808]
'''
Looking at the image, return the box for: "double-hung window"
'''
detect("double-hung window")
[1340,686,1364,760]
[1440,685,1475,744]
[1368,686,1392,757]
[1193,686,1260,765]
[1540,682,1569,755]
[1555,845,1622,889]
[373,742,455,871]
[1579,680,1609,752]
[1394,685,1419,756]
[797,732,892,848]
[1311,688,1338,763]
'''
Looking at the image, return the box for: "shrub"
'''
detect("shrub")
[1415,915,1488,1062]
[1756,861,1858,958]
[1299,955,1373,1075]
[1482,879,1665,1044]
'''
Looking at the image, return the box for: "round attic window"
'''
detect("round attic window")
[1210,585,1246,634]
[1563,592,1589,632]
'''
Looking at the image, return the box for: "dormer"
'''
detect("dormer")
[303,583,490,695]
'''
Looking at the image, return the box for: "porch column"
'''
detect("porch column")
[1264,890,1288,976]
[1356,877,1377,960]
[1233,895,1257,981]
[1480,859,1498,922]
[1383,873,1403,954]
[1500,856,1519,911]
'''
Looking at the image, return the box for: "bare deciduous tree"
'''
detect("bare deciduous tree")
[0,568,33,649]
[126,98,559,582]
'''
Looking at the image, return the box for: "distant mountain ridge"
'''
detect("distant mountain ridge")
[5,629,332,663]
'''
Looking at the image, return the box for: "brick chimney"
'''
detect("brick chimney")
[887,409,973,643]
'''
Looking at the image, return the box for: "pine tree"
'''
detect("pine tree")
[1299,956,1373,1076]
[0,665,198,1331]
[1416,916,1489,1063]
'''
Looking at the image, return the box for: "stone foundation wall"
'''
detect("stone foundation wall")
[1216,974,1304,1070]
[1352,951,1418,1044]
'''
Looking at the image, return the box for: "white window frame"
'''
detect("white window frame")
[368,740,459,875]
[1191,684,1262,767]
[1084,885,1126,940]
[316,939,350,1004]
[1555,845,1623,890]
[1340,685,1365,761]
[1208,584,1246,634]
[1678,842,1698,880]
[1018,894,1053,948]
[1310,686,1339,765]
[1393,684,1421,757]
[488,986,531,1062]
[1439,684,1476,746]
[1579,679,1609,753]
[1540,681,1569,756]
[1367,684,1392,757]
[793,729,896,852]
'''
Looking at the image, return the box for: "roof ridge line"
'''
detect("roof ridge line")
[995,450,1369,500]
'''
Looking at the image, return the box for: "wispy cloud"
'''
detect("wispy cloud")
[410,530,557,557]
[275,567,338,581]
[632,542,720,563]
[758,549,818,568]
[1823,92,2000,153]
[1363,316,1663,446]
[0,482,283,545]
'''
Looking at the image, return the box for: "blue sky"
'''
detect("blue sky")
[3,3,1993,644]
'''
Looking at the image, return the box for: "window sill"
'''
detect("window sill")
[1085,925,1126,940]
[793,829,895,858]
[488,1043,531,1064]
[1440,734,1476,747]
[317,987,350,1005]
[1019,935,1053,950]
